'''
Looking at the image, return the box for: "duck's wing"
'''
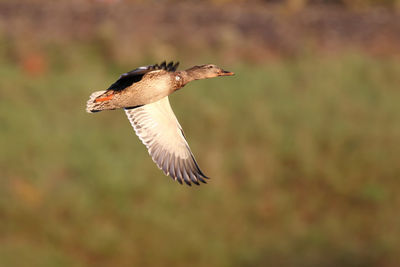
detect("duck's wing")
[108,61,179,91]
[124,96,208,186]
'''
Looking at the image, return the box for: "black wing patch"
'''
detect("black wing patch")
[107,61,180,91]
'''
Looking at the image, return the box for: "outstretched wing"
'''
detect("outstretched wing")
[124,96,208,186]
[107,61,180,91]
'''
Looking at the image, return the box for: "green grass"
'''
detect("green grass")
[0,50,400,267]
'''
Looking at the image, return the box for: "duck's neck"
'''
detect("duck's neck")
[179,67,207,85]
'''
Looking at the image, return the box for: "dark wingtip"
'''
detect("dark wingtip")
[197,177,206,184]
[172,62,179,71]
[155,61,179,72]
[192,179,200,186]
[172,173,208,186]
[198,169,210,179]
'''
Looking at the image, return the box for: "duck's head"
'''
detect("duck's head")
[186,64,234,79]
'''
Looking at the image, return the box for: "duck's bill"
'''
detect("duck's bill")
[219,70,235,76]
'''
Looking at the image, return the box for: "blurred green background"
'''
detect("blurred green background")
[1,0,400,266]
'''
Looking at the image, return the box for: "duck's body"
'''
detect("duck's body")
[86,61,234,185]
[90,68,179,111]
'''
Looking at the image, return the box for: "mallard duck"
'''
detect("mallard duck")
[86,61,234,186]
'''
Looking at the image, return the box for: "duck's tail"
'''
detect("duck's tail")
[86,90,116,113]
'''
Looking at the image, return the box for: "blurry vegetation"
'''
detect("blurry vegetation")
[2,0,400,65]
[1,0,400,266]
[1,45,400,267]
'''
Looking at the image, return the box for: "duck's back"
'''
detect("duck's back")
[87,62,179,113]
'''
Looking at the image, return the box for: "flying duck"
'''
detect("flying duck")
[86,61,234,185]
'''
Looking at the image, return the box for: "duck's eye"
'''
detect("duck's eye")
[175,75,181,81]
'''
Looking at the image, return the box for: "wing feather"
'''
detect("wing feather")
[124,96,208,185]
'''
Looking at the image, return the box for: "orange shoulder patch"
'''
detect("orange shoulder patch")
[95,94,114,102]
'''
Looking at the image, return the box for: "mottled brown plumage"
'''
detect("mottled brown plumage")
[86,61,234,185]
